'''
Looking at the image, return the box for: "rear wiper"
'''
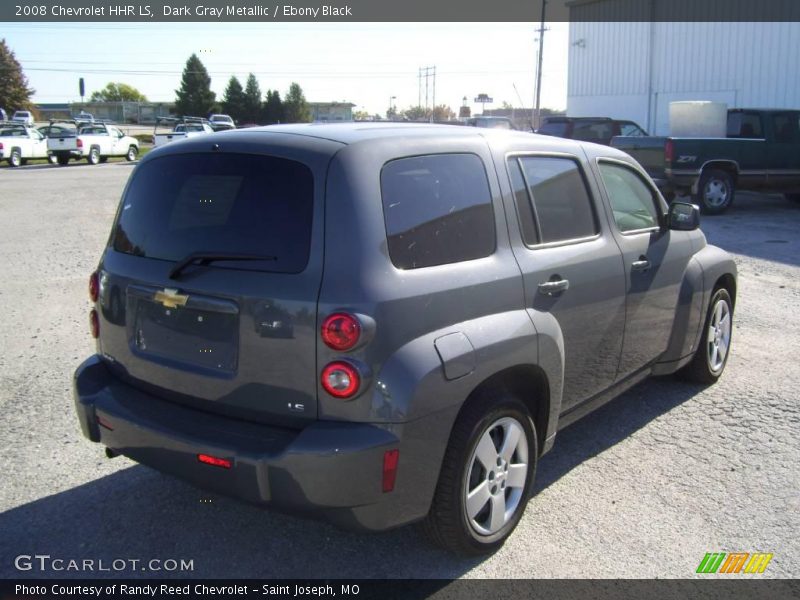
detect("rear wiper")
[169,252,277,279]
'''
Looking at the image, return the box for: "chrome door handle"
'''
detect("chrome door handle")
[631,258,651,272]
[538,279,570,296]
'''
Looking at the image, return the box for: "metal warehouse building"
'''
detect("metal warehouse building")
[567,0,800,134]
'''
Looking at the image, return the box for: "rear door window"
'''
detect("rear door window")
[380,153,495,269]
[510,156,598,244]
[112,153,314,273]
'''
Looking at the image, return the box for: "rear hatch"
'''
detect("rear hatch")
[47,124,79,152]
[97,147,327,427]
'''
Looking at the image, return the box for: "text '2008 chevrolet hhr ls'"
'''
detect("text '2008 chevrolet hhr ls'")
[74,123,736,555]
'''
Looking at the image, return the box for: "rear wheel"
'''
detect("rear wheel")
[680,287,733,384]
[423,390,537,556]
[126,145,138,161]
[87,148,100,165]
[9,149,21,167]
[695,169,735,215]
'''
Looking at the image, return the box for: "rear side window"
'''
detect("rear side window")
[380,154,495,269]
[113,153,314,273]
[510,156,598,244]
[572,121,613,143]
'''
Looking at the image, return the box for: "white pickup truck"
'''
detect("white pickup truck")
[153,117,214,147]
[0,121,56,167]
[47,120,139,166]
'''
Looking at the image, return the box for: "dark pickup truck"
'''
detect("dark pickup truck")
[611,109,800,214]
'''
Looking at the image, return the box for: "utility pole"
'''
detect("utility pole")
[418,66,436,120]
[534,0,547,130]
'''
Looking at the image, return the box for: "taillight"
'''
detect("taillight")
[89,271,99,302]
[665,138,674,164]
[76,138,83,149]
[382,449,400,493]
[0,143,3,150]
[321,312,361,351]
[197,454,232,469]
[89,309,99,338]
[321,361,360,399]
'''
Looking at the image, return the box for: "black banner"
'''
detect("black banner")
[2,580,800,600]
[1,0,800,22]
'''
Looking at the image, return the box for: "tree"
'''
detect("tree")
[386,105,398,120]
[282,82,311,123]
[243,73,262,124]
[0,39,35,112]
[262,90,283,124]
[221,76,246,122]
[353,110,370,121]
[400,104,455,122]
[90,82,147,102]
[174,53,216,117]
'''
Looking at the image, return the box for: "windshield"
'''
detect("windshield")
[112,153,315,274]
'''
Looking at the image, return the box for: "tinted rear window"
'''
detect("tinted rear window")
[538,122,568,136]
[380,153,495,269]
[113,153,314,273]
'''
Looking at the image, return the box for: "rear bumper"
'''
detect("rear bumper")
[73,355,442,531]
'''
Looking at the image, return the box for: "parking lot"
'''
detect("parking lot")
[0,161,798,579]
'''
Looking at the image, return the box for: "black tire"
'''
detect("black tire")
[126,145,138,161]
[695,169,735,215]
[57,155,70,166]
[87,148,100,165]
[9,149,21,168]
[423,389,537,556]
[680,287,734,384]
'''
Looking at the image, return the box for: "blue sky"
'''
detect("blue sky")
[3,22,569,115]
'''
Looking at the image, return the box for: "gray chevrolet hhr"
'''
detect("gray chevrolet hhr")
[74,123,736,555]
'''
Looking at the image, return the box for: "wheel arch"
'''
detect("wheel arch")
[461,364,551,457]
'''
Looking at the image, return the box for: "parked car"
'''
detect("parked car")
[0,121,56,166]
[37,124,74,139]
[538,116,648,145]
[208,114,236,131]
[153,116,214,147]
[11,111,35,127]
[611,108,800,214]
[74,123,736,556]
[466,116,516,130]
[47,120,139,166]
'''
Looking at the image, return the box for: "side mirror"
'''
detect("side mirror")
[668,201,700,231]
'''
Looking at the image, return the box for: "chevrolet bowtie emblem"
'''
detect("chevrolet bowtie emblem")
[154,288,189,309]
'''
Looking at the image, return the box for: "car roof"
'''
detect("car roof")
[143,122,616,165]
[230,122,538,145]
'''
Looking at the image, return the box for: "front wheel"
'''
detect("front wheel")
[695,169,735,215]
[87,148,100,165]
[126,145,138,161]
[680,287,734,384]
[423,391,537,556]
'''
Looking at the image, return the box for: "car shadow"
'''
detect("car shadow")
[680,192,800,267]
[0,376,705,580]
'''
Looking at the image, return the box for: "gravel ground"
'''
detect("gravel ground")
[0,162,797,579]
